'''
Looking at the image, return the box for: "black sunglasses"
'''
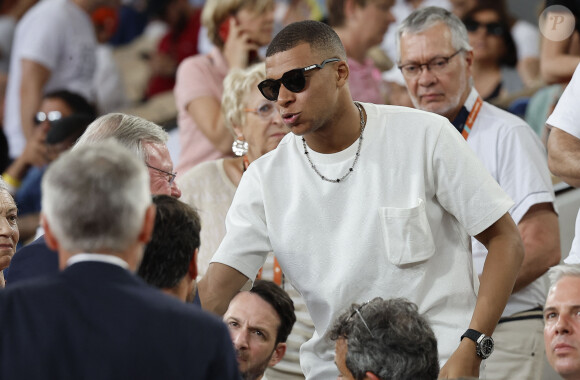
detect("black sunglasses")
[258,58,340,101]
[464,20,505,36]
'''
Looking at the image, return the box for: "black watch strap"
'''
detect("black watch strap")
[461,328,483,343]
[461,328,494,359]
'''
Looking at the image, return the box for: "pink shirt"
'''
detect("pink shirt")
[174,48,229,173]
[347,57,384,104]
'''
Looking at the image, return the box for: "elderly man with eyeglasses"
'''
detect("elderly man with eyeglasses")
[5,113,182,285]
[397,7,560,380]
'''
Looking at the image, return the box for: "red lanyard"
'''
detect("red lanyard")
[461,96,483,140]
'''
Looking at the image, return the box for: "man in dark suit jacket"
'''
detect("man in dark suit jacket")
[5,113,182,285]
[0,141,240,380]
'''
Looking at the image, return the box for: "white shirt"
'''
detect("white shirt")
[463,88,556,316]
[547,63,580,263]
[67,253,129,270]
[3,0,97,159]
[212,102,513,379]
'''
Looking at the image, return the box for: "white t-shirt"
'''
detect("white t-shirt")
[212,102,513,379]
[546,63,580,263]
[178,158,314,378]
[3,0,97,159]
[463,88,555,316]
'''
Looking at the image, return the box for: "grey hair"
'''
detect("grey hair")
[42,140,151,253]
[396,6,472,63]
[0,177,8,193]
[221,62,267,136]
[328,297,439,380]
[73,113,168,162]
[548,264,580,287]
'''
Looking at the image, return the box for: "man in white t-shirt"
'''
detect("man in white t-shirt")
[199,19,524,380]
[3,0,119,160]
[397,7,560,380]
[547,63,580,263]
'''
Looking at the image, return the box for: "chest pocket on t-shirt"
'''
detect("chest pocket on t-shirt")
[379,198,436,266]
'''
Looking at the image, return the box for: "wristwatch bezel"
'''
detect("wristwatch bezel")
[461,329,494,359]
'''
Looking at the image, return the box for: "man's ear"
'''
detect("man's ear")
[464,49,474,76]
[336,60,349,88]
[138,204,156,244]
[268,342,287,367]
[188,248,198,280]
[41,214,59,251]
[364,371,381,380]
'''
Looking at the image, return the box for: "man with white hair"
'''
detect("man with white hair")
[544,264,580,380]
[6,113,181,282]
[397,7,560,379]
[0,141,240,379]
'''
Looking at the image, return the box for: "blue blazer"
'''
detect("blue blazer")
[5,235,59,285]
[0,261,240,380]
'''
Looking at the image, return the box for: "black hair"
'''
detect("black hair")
[250,280,296,345]
[266,20,346,60]
[137,195,201,289]
[44,90,97,119]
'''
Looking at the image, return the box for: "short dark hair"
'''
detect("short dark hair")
[137,195,201,289]
[249,280,296,345]
[328,297,439,380]
[44,90,97,119]
[266,20,346,60]
[462,2,517,67]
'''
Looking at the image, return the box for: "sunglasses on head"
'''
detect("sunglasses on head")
[258,58,340,101]
[464,20,505,36]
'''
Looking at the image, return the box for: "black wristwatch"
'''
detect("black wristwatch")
[461,329,494,359]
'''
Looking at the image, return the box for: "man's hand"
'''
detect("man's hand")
[439,339,481,378]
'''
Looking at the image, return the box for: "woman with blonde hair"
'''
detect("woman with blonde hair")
[174,0,275,174]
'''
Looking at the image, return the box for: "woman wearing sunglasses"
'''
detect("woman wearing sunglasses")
[174,0,275,175]
[462,3,522,102]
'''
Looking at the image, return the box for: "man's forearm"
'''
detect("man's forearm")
[19,59,50,140]
[513,204,561,293]
[198,262,249,316]
[472,214,524,335]
[548,127,580,187]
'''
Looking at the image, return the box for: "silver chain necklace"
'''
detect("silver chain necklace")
[302,102,366,183]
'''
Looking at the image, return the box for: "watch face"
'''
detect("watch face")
[478,336,494,359]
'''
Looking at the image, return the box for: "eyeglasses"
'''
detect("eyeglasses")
[258,58,340,101]
[463,20,505,36]
[34,111,62,125]
[398,49,464,79]
[146,164,176,185]
[244,101,277,120]
[349,301,375,338]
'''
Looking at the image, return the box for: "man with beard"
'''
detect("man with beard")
[223,280,296,380]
